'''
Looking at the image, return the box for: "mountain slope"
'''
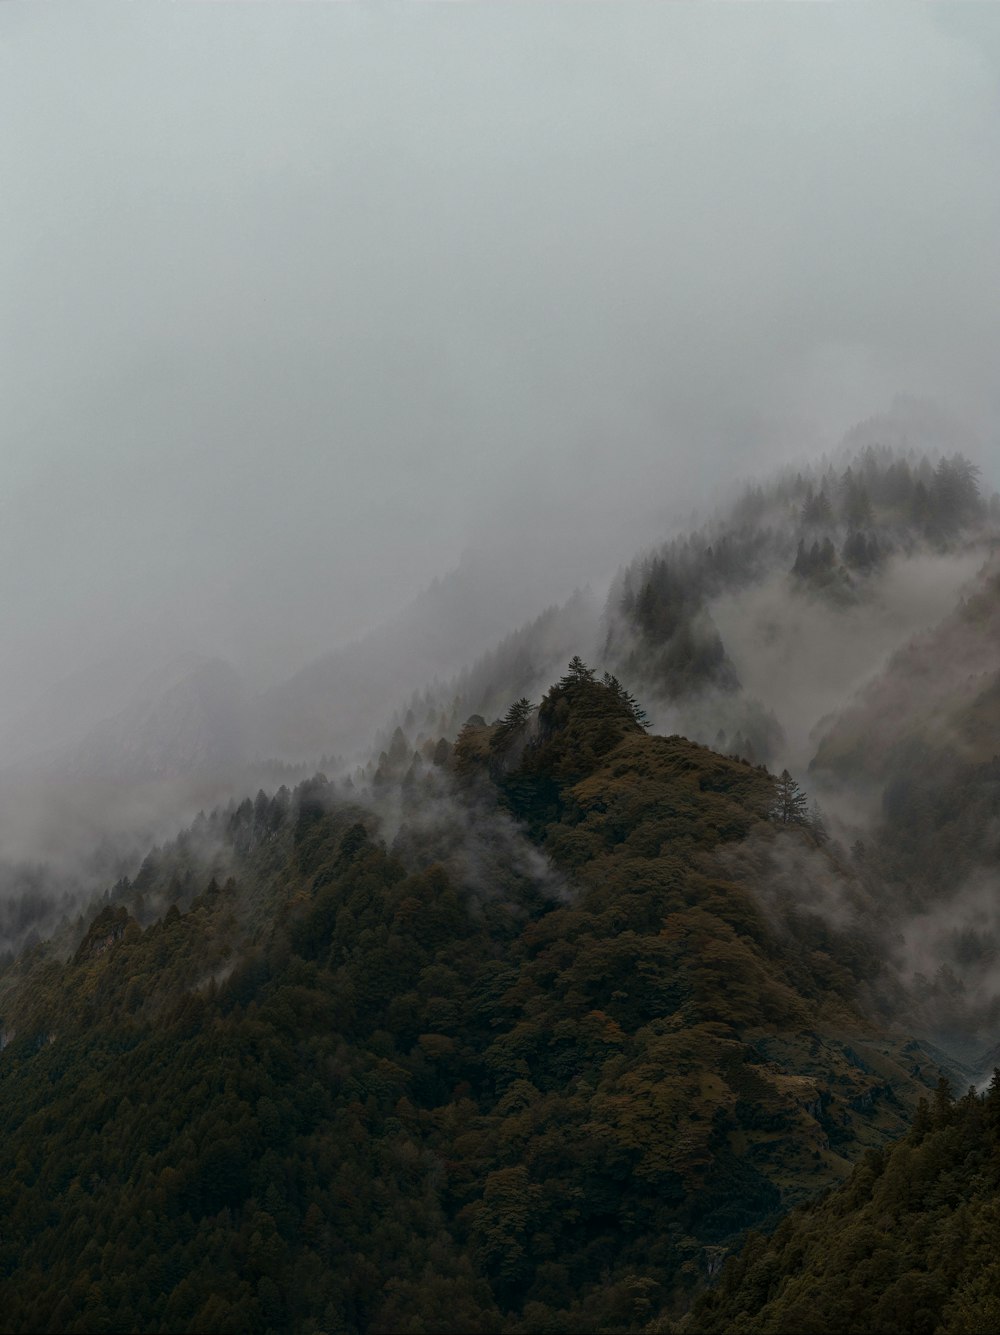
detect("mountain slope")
[808,554,1000,1057]
[603,444,997,767]
[253,552,601,763]
[67,657,248,782]
[0,666,951,1334]
[811,553,1000,785]
[1,433,998,1332]
[684,1077,1000,1335]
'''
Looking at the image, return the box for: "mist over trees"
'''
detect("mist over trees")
[0,659,961,1333]
[1,423,1000,1332]
[4,2,1000,1328]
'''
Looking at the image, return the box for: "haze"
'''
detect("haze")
[2,2,1000,743]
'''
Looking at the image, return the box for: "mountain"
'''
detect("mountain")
[66,657,248,782]
[0,562,603,955]
[0,666,954,1334]
[810,552,1000,786]
[2,430,1000,1332]
[0,641,174,771]
[0,542,603,789]
[601,442,997,768]
[798,552,1000,1061]
[253,550,605,764]
[685,1077,1000,1335]
[362,440,998,793]
[5,435,994,847]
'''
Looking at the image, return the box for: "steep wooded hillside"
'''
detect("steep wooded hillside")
[809,554,1000,1056]
[0,665,949,1334]
[685,1076,1000,1335]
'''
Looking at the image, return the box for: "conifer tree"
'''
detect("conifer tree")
[985,1069,1000,1132]
[560,656,596,687]
[388,726,410,767]
[909,1095,933,1143]
[801,487,834,528]
[602,673,650,729]
[841,469,874,528]
[771,769,810,825]
[792,538,808,577]
[932,1075,954,1127]
[808,801,829,844]
[432,737,452,767]
[490,698,534,755]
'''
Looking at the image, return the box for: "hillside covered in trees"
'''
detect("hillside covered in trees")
[3,438,994,977]
[2,440,999,1334]
[367,441,999,781]
[10,2,1000,1328]
[602,444,997,766]
[0,664,960,1334]
[685,1075,1000,1335]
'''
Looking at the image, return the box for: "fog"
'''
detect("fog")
[3,4,1000,733]
[1,3,1000,958]
[711,549,985,774]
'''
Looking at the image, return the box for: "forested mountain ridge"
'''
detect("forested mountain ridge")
[600,444,997,766]
[811,551,1000,783]
[1,427,999,1333]
[806,552,1000,1059]
[683,1075,1000,1335]
[5,435,993,803]
[0,665,953,1334]
[1,435,992,976]
[375,439,998,779]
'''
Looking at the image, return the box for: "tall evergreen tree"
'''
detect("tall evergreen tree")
[841,469,874,528]
[560,656,596,686]
[771,769,810,825]
[602,673,650,729]
[490,698,535,755]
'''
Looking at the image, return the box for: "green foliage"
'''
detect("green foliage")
[770,770,811,829]
[488,699,536,776]
[614,446,993,708]
[688,1074,1000,1335]
[810,562,1000,1049]
[0,670,953,1333]
[602,672,650,730]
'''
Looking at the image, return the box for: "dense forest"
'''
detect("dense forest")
[602,448,995,763]
[2,443,1000,1333]
[0,662,965,1334]
[376,445,999,773]
[9,1,1000,1326]
[685,1075,1000,1335]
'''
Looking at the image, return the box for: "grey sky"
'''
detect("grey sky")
[2,3,1000,724]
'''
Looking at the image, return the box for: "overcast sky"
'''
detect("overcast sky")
[2,3,1000,720]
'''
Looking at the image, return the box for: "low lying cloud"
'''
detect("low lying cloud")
[711,549,985,773]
